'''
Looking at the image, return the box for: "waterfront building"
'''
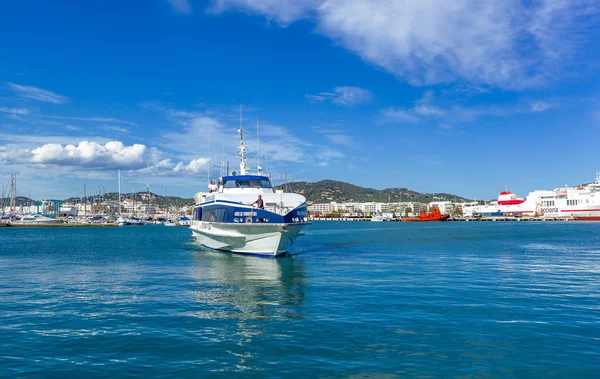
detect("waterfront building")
[427,201,454,215]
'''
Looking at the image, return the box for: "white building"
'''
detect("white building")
[309,201,427,215]
[427,201,455,215]
[396,202,421,215]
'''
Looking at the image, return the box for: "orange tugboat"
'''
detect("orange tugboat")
[402,207,449,222]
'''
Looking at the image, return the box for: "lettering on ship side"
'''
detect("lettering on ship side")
[541,207,559,214]
[234,211,257,217]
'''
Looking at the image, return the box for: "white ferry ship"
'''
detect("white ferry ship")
[190,127,310,256]
[466,173,600,219]
[462,202,502,217]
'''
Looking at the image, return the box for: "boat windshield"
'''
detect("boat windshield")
[223,179,272,189]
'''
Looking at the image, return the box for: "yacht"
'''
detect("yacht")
[178,216,191,226]
[18,214,64,224]
[190,127,310,257]
[371,212,393,221]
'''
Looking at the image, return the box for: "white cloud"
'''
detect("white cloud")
[103,125,130,134]
[211,0,597,89]
[157,108,345,170]
[530,100,555,112]
[209,0,319,25]
[167,0,192,14]
[0,140,210,177]
[306,86,372,106]
[44,115,138,126]
[6,82,68,104]
[174,158,211,174]
[0,107,29,115]
[381,90,557,123]
[312,126,356,147]
[305,94,327,102]
[323,133,354,147]
[414,105,446,117]
[380,107,419,123]
[0,133,112,147]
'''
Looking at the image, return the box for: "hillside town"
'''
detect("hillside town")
[308,200,460,219]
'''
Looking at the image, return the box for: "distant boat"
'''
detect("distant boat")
[178,216,191,226]
[371,213,393,222]
[163,220,176,227]
[18,213,64,224]
[402,207,449,222]
[128,217,145,226]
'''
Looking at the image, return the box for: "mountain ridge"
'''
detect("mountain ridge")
[2,180,469,207]
[287,180,470,204]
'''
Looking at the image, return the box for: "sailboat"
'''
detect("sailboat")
[117,170,127,226]
[163,189,176,226]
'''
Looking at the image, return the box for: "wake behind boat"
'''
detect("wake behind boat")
[190,125,310,257]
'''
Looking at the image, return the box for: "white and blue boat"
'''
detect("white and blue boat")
[190,127,310,257]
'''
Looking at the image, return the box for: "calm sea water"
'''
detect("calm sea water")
[1,221,599,378]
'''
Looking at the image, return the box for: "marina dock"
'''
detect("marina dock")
[1,223,118,227]
[311,216,578,222]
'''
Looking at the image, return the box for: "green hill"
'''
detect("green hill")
[287,180,469,204]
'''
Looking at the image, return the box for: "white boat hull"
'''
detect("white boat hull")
[190,221,307,257]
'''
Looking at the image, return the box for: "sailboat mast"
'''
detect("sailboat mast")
[118,170,121,216]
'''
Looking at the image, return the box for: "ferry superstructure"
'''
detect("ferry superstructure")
[190,127,310,256]
[465,173,600,219]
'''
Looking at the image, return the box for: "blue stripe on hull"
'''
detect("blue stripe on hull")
[194,202,308,224]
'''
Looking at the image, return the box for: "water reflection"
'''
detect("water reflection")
[191,252,306,318]
[190,252,306,371]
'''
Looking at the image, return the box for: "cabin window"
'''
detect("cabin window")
[193,207,202,221]
[201,208,226,222]
[223,178,272,189]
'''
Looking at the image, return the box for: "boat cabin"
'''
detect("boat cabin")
[218,175,275,193]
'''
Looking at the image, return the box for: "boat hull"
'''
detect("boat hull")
[575,216,600,221]
[191,221,308,257]
[402,216,449,222]
[402,208,449,222]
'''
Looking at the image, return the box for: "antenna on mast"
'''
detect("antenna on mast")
[237,104,248,175]
[207,121,211,185]
[256,117,260,172]
[221,145,224,177]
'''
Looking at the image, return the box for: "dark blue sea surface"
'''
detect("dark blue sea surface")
[1,221,599,377]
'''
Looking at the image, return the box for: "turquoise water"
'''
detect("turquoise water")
[1,221,599,377]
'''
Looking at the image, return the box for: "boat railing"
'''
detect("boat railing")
[264,202,290,216]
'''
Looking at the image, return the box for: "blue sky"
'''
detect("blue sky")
[1,0,599,200]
